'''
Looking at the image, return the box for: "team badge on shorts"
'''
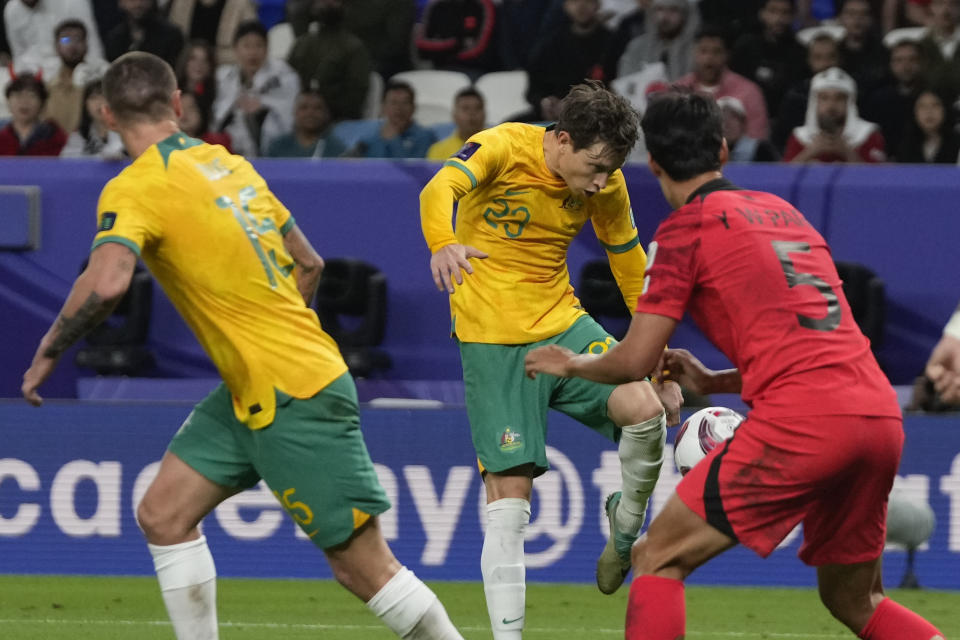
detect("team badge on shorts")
[454,141,481,161]
[499,428,523,452]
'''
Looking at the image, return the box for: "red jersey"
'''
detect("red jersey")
[636,178,900,419]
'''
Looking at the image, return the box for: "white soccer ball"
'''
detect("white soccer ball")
[674,406,745,475]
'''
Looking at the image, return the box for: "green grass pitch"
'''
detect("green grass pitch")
[0,576,957,639]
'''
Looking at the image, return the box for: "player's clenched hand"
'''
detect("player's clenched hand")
[22,355,57,407]
[525,345,576,379]
[926,334,960,403]
[660,348,714,395]
[654,379,683,426]
[430,243,488,293]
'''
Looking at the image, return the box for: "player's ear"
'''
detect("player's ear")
[555,129,571,152]
[719,137,730,167]
[648,156,663,179]
[102,104,119,132]
[171,89,183,120]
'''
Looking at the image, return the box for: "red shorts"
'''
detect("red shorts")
[676,412,903,566]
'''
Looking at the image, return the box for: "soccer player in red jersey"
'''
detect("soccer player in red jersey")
[524,90,945,640]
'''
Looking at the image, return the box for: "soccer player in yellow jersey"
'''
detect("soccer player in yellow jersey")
[420,82,682,638]
[21,52,463,640]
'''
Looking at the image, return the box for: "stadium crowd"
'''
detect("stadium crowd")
[2,0,960,164]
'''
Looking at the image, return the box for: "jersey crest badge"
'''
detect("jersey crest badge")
[453,141,481,161]
[499,427,523,452]
[560,195,583,211]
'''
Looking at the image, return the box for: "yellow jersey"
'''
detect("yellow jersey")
[420,123,646,344]
[92,133,347,429]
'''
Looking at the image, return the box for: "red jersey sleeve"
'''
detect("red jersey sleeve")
[635,205,702,321]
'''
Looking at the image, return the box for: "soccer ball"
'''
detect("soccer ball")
[673,407,745,475]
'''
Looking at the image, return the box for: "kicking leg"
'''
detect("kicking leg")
[137,451,240,640]
[598,380,666,594]
[817,559,944,639]
[325,518,463,639]
[627,494,736,639]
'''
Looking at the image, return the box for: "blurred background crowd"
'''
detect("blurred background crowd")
[2,0,960,165]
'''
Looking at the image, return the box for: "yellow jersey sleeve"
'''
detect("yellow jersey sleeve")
[420,130,509,253]
[91,176,162,256]
[590,172,646,311]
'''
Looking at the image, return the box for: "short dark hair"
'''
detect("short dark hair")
[383,80,415,103]
[4,74,48,103]
[694,24,728,47]
[642,89,723,181]
[555,81,639,159]
[102,51,177,124]
[455,87,484,105]
[233,20,268,45]
[54,19,87,40]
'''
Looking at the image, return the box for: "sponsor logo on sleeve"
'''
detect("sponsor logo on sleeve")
[454,141,481,161]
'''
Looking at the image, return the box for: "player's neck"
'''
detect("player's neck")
[666,171,724,209]
[119,120,182,159]
[542,130,560,176]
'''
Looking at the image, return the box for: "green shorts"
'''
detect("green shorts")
[168,372,390,549]
[460,315,620,477]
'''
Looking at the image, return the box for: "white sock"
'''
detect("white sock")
[481,498,530,640]
[148,535,218,640]
[616,411,667,535]
[367,566,463,639]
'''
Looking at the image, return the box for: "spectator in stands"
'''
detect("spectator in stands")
[90,0,125,48]
[0,7,10,68]
[352,80,435,158]
[901,0,935,27]
[215,21,300,157]
[862,40,925,156]
[4,0,104,74]
[523,0,612,122]
[498,0,565,70]
[167,0,257,66]
[676,26,769,139]
[918,0,960,96]
[345,0,416,79]
[44,20,108,133]
[605,0,650,80]
[415,0,499,78]
[731,0,807,120]
[698,0,765,40]
[287,0,372,122]
[896,88,960,161]
[60,79,123,157]
[176,40,217,115]
[617,0,699,81]
[266,88,344,157]
[773,31,841,150]
[266,0,314,60]
[426,86,486,160]
[179,90,232,150]
[784,66,887,162]
[105,0,184,67]
[0,73,67,155]
[719,95,781,161]
[837,0,889,98]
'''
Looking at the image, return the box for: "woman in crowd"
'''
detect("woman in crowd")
[896,88,960,163]
[176,39,219,114]
[0,74,67,156]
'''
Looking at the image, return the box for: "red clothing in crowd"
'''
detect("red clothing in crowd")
[0,120,68,156]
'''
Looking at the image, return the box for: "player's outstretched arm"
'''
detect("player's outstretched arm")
[282,224,325,306]
[525,312,677,385]
[660,349,742,396]
[22,242,137,406]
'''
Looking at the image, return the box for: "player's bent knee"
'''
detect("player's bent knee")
[608,381,663,427]
[136,499,191,544]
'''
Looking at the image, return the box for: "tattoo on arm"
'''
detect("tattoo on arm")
[42,292,114,359]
